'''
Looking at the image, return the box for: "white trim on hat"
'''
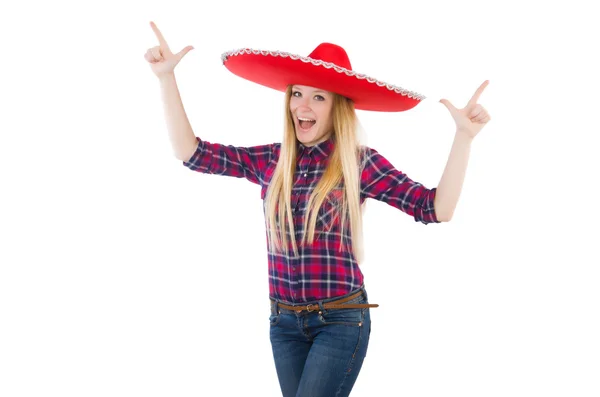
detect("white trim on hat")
[221,48,426,101]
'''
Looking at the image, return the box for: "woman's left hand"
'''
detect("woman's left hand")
[439,80,491,139]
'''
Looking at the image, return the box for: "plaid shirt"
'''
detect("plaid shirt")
[183,135,440,304]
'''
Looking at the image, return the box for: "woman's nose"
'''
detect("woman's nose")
[295,95,311,107]
[295,103,312,113]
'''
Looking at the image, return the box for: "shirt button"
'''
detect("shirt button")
[292,267,296,271]
[303,173,307,177]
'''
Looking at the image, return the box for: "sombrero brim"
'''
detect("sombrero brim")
[221,48,425,112]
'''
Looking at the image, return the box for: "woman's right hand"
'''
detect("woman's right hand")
[144,21,194,78]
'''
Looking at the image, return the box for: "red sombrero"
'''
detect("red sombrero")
[221,43,425,112]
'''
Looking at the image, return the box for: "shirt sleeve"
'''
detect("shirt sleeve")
[182,136,275,186]
[361,147,440,224]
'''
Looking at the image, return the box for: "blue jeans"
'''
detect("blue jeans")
[269,286,372,397]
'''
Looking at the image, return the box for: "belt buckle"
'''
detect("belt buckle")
[292,304,315,313]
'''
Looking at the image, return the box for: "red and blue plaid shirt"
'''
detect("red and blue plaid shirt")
[183,135,440,304]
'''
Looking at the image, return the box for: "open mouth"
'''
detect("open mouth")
[298,117,316,130]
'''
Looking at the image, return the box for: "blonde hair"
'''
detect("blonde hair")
[263,85,369,265]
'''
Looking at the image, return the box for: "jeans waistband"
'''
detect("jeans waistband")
[270,285,369,314]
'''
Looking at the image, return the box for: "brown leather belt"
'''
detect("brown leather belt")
[271,290,379,313]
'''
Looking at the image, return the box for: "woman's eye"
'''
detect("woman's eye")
[292,91,325,101]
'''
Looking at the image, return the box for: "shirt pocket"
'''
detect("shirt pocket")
[317,188,344,232]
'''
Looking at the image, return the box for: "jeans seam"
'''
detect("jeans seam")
[334,309,365,397]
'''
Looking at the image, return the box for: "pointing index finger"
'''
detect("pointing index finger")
[150,21,171,52]
[468,80,489,106]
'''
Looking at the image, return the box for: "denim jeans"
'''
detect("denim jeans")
[269,286,372,397]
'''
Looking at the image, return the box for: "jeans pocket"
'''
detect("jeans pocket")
[269,313,281,326]
[318,308,365,327]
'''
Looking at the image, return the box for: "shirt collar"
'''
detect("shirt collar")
[297,136,335,163]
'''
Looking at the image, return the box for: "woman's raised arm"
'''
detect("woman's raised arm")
[144,21,196,161]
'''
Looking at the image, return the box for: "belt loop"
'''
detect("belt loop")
[317,300,325,313]
[271,300,280,315]
[361,285,368,301]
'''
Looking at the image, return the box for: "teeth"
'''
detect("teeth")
[298,117,315,122]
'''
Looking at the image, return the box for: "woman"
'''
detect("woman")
[144,21,490,397]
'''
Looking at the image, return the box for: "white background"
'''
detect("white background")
[1,0,599,396]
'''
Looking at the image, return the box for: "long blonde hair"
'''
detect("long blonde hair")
[263,85,369,265]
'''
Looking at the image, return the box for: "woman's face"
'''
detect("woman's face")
[289,85,334,147]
